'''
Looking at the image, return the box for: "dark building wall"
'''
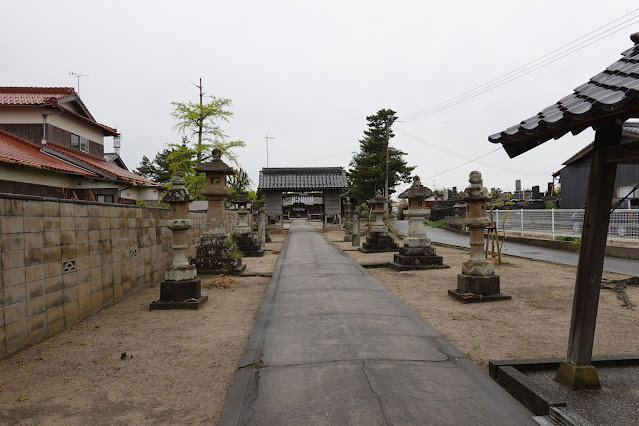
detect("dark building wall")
[0,124,43,145]
[324,190,341,215]
[0,124,103,156]
[560,147,639,209]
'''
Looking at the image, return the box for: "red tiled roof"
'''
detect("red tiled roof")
[0,87,118,136]
[0,129,98,177]
[43,140,162,187]
[0,87,77,105]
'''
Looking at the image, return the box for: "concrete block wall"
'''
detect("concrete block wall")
[0,194,207,359]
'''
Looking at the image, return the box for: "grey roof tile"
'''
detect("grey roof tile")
[489,33,639,157]
[258,167,348,191]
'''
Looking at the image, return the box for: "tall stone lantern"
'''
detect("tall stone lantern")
[193,149,246,275]
[448,171,509,302]
[235,195,264,257]
[359,190,399,253]
[150,173,208,310]
[389,176,448,271]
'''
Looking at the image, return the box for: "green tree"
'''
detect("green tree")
[134,145,176,184]
[171,79,245,166]
[347,109,415,206]
[228,168,252,201]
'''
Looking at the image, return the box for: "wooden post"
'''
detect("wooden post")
[555,119,622,390]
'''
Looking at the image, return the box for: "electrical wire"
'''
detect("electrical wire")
[400,9,639,122]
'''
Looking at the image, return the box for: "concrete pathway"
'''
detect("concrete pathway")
[221,219,536,425]
[392,220,638,276]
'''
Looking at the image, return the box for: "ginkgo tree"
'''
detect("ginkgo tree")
[171,78,245,167]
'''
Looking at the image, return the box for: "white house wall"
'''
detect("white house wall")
[47,114,104,145]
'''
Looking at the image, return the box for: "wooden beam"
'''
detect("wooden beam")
[566,120,621,366]
[606,140,639,164]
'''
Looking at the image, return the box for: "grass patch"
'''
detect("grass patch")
[554,236,581,243]
[425,219,446,228]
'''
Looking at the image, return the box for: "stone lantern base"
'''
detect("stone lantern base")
[448,274,511,303]
[194,233,246,275]
[237,233,264,257]
[358,231,399,253]
[388,246,449,271]
[343,221,353,242]
[150,279,208,310]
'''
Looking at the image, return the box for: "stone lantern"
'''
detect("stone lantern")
[448,171,510,302]
[150,173,208,310]
[235,195,264,257]
[389,176,448,271]
[359,190,399,253]
[343,197,353,242]
[193,149,246,275]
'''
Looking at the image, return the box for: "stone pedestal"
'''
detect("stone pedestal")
[389,176,448,271]
[359,191,398,253]
[448,171,509,303]
[150,173,208,310]
[192,149,246,275]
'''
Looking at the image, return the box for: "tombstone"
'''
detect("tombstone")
[532,185,541,199]
[150,173,208,310]
[352,211,361,247]
[515,179,523,200]
[389,176,449,271]
[449,171,510,303]
[359,190,399,253]
[343,197,353,242]
[452,186,458,199]
[257,207,266,246]
[193,149,246,275]
[234,196,264,257]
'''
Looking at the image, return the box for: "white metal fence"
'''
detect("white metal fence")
[489,209,639,241]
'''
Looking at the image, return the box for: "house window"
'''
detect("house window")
[71,134,89,152]
[97,194,114,203]
[617,185,637,199]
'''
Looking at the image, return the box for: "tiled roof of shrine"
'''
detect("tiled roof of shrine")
[258,167,348,191]
[489,33,639,158]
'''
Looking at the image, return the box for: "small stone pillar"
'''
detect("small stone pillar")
[352,211,361,247]
[257,207,266,246]
[235,196,264,257]
[193,149,246,275]
[389,176,448,271]
[343,197,353,242]
[449,171,510,303]
[359,190,399,253]
[150,173,208,310]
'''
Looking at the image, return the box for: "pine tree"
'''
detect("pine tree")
[348,109,415,206]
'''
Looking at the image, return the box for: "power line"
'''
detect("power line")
[396,128,548,176]
[422,147,503,180]
[400,9,639,122]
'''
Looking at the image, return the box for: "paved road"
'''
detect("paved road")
[392,220,638,276]
[221,219,536,425]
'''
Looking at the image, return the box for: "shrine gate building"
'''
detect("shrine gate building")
[258,167,348,223]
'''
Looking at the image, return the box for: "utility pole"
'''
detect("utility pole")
[196,77,204,167]
[265,135,275,167]
[384,116,390,212]
[68,72,89,96]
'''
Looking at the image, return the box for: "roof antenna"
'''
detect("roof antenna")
[68,72,89,96]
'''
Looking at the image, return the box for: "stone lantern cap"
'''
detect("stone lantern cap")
[367,189,390,205]
[195,148,235,175]
[398,176,432,200]
[459,171,490,201]
[162,173,194,203]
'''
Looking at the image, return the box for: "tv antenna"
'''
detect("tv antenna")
[68,72,89,96]
[265,135,275,167]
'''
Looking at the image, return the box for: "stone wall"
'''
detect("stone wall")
[0,194,206,359]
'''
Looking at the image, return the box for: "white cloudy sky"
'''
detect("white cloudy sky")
[2,1,638,195]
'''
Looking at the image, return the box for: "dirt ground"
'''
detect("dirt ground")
[0,234,286,426]
[327,230,639,371]
[1,225,637,425]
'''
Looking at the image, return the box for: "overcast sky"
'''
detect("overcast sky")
[2,1,638,196]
